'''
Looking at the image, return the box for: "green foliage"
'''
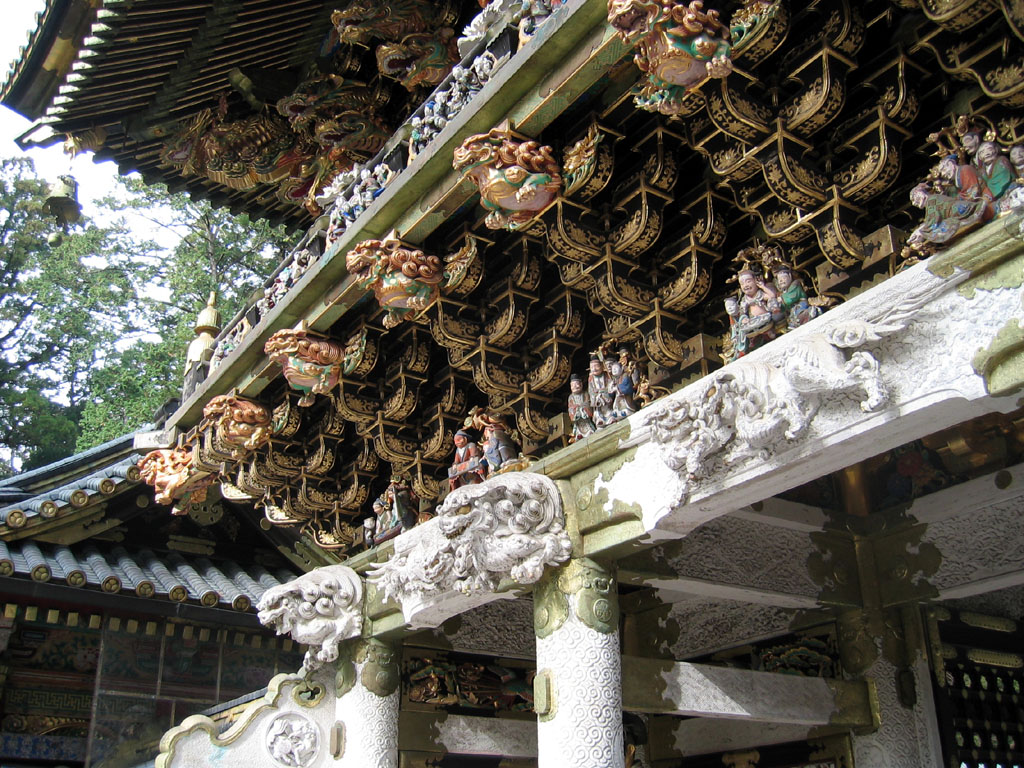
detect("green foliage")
[0,158,294,464]
[0,157,147,470]
[73,179,293,450]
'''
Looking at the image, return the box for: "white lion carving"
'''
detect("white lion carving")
[368,472,571,619]
[257,565,363,674]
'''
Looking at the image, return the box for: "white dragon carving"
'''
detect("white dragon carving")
[648,275,950,501]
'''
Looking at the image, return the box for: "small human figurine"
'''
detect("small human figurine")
[471,51,496,85]
[607,360,637,421]
[372,163,393,196]
[566,373,596,442]
[448,429,486,491]
[975,140,1019,205]
[370,496,393,541]
[959,124,982,167]
[723,268,779,361]
[1011,144,1024,181]
[999,144,1024,212]
[771,261,821,330]
[371,475,419,543]
[937,154,993,210]
[517,0,563,45]
[586,355,615,427]
[482,418,519,475]
[904,177,992,258]
[386,475,418,532]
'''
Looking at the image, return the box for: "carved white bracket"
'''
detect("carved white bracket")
[369,472,571,628]
[257,564,363,674]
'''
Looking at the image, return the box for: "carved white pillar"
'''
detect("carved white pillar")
[335,639,401,768]
[535,558,623,768]
[849,653,943,768]
[837,611,944,768]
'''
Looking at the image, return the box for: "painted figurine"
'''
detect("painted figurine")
[724,268,778,361]
[976,140,1019,204]
[448,429,486,491]
[371,475,419,543]
[904,165,992,259]
[771,261,821,330]
[482,418,519,475]
[567,373,596,442]
[607,359,637,421]
[586,355,615,428]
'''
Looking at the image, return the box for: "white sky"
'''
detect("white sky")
[1,1,133,216]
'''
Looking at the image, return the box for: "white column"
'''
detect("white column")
[851,653,943,768]
[535,558,623,768]
[335,639,400,768]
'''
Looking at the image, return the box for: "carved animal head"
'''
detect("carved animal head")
[331,0,441,45]
[264,329,346,366]
[376,29,459,90]
[607,0,662,38]
[345,239,389,284]
[137,448,193,506]
[453,129,561,179]
[256,566,363,670]
[314,112,389,158]
[203,394,272,427]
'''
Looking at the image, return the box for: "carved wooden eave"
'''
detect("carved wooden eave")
[162,0,623,427]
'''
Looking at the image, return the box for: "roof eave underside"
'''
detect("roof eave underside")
[7,0,335,226]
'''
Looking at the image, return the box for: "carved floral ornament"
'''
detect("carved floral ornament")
[345,231,479,327]
[264,327,370,406]
[368,472,571,625]
[453,123,562,230]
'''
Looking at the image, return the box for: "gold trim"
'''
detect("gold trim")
[966,649,1023,669]
[959,611,1017,633]
[534,669,556,722]
[293,679,326,708]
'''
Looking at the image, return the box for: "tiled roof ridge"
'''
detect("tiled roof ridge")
[0,0,59,101]
[0,428,144,489]
[0,452,144,530]
[0,537,298,612]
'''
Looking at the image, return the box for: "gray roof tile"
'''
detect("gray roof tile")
[0,540,292,612]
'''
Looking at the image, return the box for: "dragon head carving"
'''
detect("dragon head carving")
[376,29,459,90]
[257,565,363,673]
[331,0,452,44]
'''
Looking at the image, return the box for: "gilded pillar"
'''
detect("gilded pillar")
[534,557,624,768]
[334,638,401,767]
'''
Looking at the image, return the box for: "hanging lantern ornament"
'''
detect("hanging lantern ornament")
[44,175,82,229]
